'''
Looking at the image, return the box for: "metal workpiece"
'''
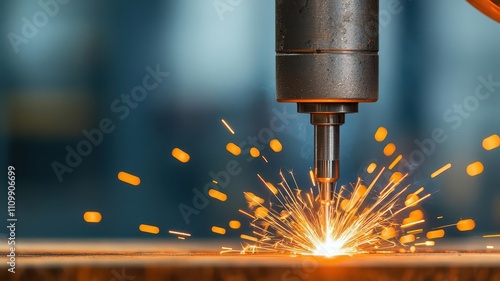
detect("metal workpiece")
[9,241,500,281]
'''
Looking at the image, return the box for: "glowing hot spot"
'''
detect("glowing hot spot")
[117,171,141,186]
[404,194,419,207]
[381,227,396,240]
[208,189,227,202]
[483,134,500,151]
[457,219,475,232]
[374,127,388,142]
[313,239,347,257]
[139,224,159,234]
[226,142,242,156]
[383,143,396,157]
[171,148,190,163]
[426,229,445,239]
[255,207,269,218]
[390,172,404,183]
[367,163,377,174]
[270,139,283,153]
[83,211,102,223]
[211,226,226,235]
[399,234,415,244]
[265,182,278,195]
[409,210,424,221]
[250,147,260,158]
[229,220,241,229]
[466,161,484,177]
[244,192,265,208]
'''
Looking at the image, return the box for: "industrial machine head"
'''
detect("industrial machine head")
[275,0,379,201]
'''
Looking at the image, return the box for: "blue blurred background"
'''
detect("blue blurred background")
[0,0,499,241]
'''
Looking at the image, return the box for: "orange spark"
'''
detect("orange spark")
[430,163,452,178]
[117,171,141,186]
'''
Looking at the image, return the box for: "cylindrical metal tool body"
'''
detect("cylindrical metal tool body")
[276,0,379,103]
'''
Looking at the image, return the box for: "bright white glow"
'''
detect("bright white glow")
[313,239,345,258]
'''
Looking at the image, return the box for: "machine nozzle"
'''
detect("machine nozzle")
[313,114,341,202]
[299,103,356,203]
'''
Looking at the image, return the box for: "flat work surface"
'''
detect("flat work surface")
[2,240,500,280]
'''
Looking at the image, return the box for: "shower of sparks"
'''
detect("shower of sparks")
[237,168,431,256]
[222,128,495,256]
[221,119,235,135]
[90,112,500,247]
